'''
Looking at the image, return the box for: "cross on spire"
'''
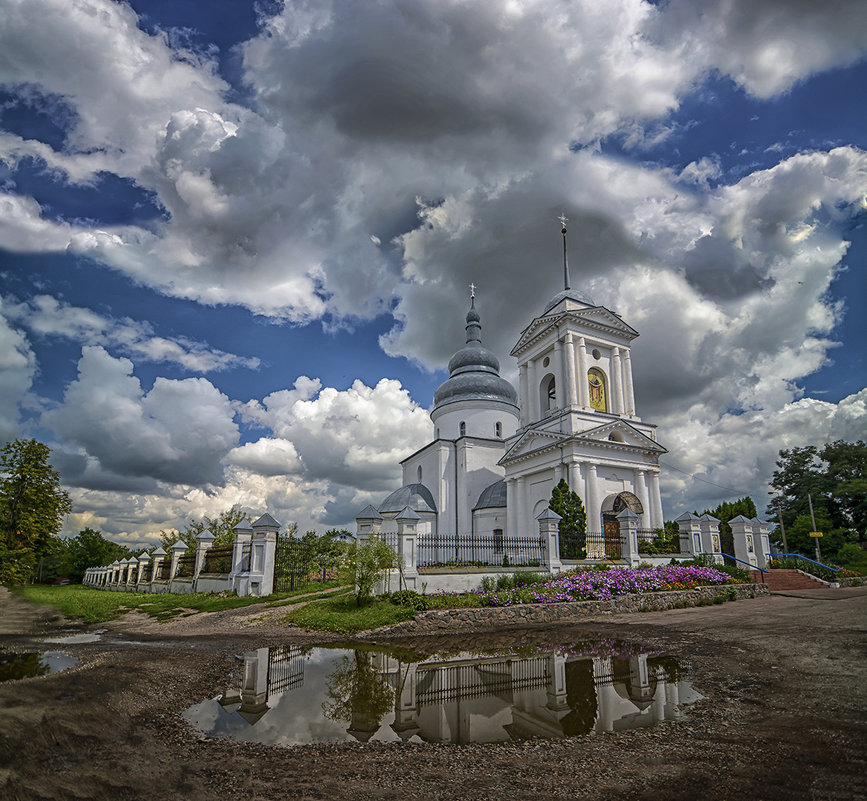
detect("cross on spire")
[469,282,476,300]
[558,213,568,230]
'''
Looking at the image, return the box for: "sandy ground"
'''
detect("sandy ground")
[0,586,865,801]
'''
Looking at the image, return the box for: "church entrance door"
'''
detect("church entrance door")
[602,515,621,558]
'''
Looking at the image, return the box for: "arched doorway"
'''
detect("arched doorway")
[600,492,644,558]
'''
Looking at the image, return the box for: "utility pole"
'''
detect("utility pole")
[776,501,789,554]
[808,493,822,562]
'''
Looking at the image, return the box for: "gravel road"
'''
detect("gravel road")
[0,586,864,801]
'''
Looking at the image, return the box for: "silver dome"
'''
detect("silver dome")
[379,483,437,514]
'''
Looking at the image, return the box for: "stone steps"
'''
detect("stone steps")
[751,568,827,591]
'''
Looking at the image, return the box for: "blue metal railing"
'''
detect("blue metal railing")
[769,552,839,572]
[714,552,766,577]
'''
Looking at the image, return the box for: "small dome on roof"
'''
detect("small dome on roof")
[433,298,518,414]
[474,479,507,510]
[543,288,594,314]
[379,483,437,514]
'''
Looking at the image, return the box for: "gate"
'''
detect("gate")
[272,537,313,593]
[602,517,622,558]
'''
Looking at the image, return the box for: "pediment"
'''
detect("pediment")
[511,305,638,355]
[500,428,567,462]
[575,420,666,453]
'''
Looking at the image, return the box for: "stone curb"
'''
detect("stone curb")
[376,583,769,635]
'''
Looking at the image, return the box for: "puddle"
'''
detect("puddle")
[183,639,702,746]
[0,651,78,683]
[43,630,105,644]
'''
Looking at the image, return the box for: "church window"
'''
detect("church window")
[588,368,607,412]
[546,375,556,411]
[543,356,550,367]
[493,528,504,552]
[417,466,423,483]
[496,421,502,438]
[592,348,601,360]
[459,421,466,436]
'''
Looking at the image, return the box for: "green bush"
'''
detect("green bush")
[389,589,430,611]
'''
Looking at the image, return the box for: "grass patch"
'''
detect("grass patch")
[11,582,349,624]
[283,595,417,634]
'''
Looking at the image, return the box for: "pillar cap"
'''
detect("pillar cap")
[251,512,281,529]
[728,515,752,523]
[699,513,720,522]
[196,528,216,542]
[355,504,383,521]
[153,546,166,556]
[396,506,420,522]
[536,507,562,521]
[616,508,640,520]
[171,540,188,552]
[675,512,702,522]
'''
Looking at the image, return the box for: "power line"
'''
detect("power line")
[660,460,755,497]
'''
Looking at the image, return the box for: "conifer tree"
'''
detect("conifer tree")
[550,478,587,558]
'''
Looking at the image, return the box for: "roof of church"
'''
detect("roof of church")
[379,483,437,514]
[432,298,518,412]
[542,287,595,314]
[473,479,507,510]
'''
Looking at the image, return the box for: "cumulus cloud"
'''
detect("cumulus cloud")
[0,298,37,440]
[43,346,239,487]
[241,377,433,492]
[4,294,260,373]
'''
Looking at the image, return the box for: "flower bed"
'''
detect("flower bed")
[474,565,733,607]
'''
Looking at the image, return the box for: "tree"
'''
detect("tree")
[697,496,758,556]
[766,440,866,558]
[550,479,587,559]
[159,506,251,552]
[0,439,72,584]
[66,528,132,583]
[352,536,397,606]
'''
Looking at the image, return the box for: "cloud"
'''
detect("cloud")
[43,346,239,487]
[224,438,302,476]
[4,294,260,373]
[241,377,433,493]
[0,298,36,440]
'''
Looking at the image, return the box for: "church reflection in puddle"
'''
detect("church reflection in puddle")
[183,641,702,746]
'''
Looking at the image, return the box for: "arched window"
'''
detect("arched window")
[417,465,423,483]
[547,376,556,410]
[459,421,466,437]
[495,421,502,438]
[588,368,607,412]
[540,373,557,414]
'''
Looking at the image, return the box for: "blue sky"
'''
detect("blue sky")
[1,0,865,546]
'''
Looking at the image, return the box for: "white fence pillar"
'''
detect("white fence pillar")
[536,507,563,574]
[676,513,703,557]
[230,522,253,595]
[194,529,216,582]
[729,515,758,569]
[699,514,724,565]
[249,514,280,597]
[617,508,641,567]
[751,518,771,568]
[169,541,187,581]
[395,506,420,591]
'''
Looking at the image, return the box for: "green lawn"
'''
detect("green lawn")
[283,595,417,634]
[11,582,349,624]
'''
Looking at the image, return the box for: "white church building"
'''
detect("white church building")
[370,221,667,558]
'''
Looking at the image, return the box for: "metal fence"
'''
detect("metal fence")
[273,537,314,593]
[417,656,550,705]
[202,545,234,574]
[560,530,627,560]
[139,563,152,583]
[156,559,172,581]
[175,553,195,578]
[267,645,307,696]
[418,532,545,569]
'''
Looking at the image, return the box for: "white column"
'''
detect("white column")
[649,471,664,531]
[584,463,599,533]
[623,350,636,417]
[553,339,563,408]
[527,359,538,423]
[519,364,529,427]
[568,461,583,499]
[634,468,651,531]
[505,478,518,539]
[564,333,578,407]
[516,476,527,538]
[611,347,624,415]
[577,337,589,408]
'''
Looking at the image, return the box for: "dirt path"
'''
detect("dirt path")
[1,586,865,801]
